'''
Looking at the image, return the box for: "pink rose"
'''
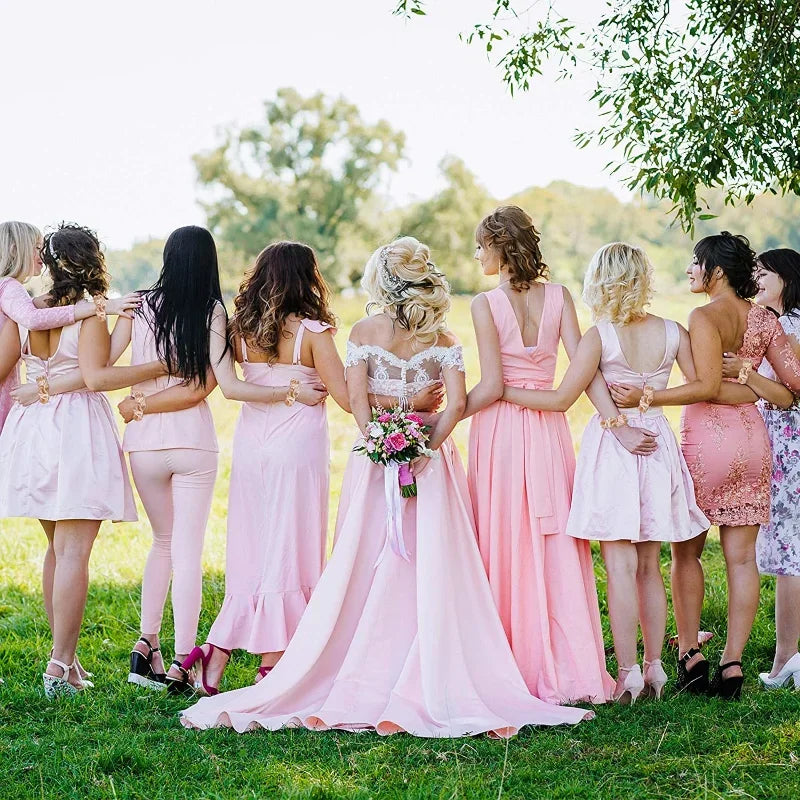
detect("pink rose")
[377,413,392,423]
[406,413,424,425]
[385,432,408,453]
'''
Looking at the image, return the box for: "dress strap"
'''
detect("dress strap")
[292,322,306,365]
[241,337,249,363]
[537,283,565,352]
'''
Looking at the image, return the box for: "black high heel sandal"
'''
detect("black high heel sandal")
[676,647,710,694]
[708,660,744,700]
[127,636,166,691]
[165,659,195,696]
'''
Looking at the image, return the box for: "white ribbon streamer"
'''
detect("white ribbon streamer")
[375,460,410,566]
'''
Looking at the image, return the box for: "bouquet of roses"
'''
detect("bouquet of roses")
[354,407,433,498]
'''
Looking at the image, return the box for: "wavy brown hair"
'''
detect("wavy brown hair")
[476,205,549,291]
[40,222,108,307]
[230,241,336,361]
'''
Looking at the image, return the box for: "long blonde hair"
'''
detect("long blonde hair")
[0,221,41,281]
[582,242,653,324]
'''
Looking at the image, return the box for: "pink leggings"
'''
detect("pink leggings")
[130,448,218,654]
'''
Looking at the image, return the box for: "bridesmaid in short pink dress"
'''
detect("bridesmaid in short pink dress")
[611,232,800,699]
[180,237,590,737]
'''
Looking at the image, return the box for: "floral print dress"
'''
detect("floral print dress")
[757,311,800,576]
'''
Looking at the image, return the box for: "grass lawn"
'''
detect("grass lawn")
[2,291,800,799]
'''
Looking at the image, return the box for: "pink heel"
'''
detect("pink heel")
[180,643,231,696]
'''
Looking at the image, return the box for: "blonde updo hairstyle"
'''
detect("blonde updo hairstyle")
[582,242,653,324]
[476,205,549,291]
[361,236,451,346]
[0,221,42,281]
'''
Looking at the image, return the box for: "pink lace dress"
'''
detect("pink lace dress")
[681,304,800,526]
[0,277,75,431]
[181,342,590,738]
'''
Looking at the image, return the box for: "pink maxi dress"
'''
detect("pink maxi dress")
[468,283,614,705]
[566,320,710,542]
[0,320,136,522]
[205,319,333,653]
[181,342,590,737]
[0,277,75,431]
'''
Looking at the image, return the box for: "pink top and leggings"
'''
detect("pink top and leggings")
[124,303,219,655]
[0,277,75,431]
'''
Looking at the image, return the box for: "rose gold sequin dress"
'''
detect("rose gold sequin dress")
[681,304,800,527]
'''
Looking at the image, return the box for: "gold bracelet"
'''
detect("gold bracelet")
[600,413,628,430]
[131,390,146,421]
[737,359,753,384]
[36,375,50,404]
[93,294,107,321]
[638,385,654,414]
[285,378,300,407]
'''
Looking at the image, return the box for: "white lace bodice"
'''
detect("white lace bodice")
[345,342,465,400]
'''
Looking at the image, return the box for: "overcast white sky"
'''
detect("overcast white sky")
[0,0,618,249]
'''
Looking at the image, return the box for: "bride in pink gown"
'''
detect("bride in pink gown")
[181,237,590,737]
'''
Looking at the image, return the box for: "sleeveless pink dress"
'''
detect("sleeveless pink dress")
[468,283,613,705]
[682,304,800,526]
[0,277,75,431]
[0,320,136,521]
[182,341,590,737]
[206,319,333,654]
[122,305,218,454]
[567,319,709,542]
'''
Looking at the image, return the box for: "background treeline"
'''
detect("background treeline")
[107,90,800,298]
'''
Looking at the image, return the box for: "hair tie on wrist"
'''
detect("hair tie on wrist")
[131,390,146,421]
[638,385,654,414]
[93,295,107,321]
[285,379,300,407]
[36,375,50,404]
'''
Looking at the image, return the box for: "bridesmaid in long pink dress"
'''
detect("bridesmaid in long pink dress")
[181,236,590,737]
[176,242,347,692]
[611,232,800,699]
[0,221,139,431]
[463,207,652,705]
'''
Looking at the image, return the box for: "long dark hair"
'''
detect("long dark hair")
[230,241,335,362]
[758,248,800,318]
[144,226,226,387]
[41,222,108,306]
[693,231,759,299]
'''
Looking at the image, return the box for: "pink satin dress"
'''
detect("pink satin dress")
[181,341,590,738]
[0,277,75,431]
[206,319,333,654]
[567,319,709,542]
[0,320,136,522]
[468,283,614,705]
[682,303,800,527]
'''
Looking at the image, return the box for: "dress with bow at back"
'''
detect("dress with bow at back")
[566,318,709,543]
[206,318,334,654]
[468,282,614,705]
[0,319,136,522]
[181,339,590,737]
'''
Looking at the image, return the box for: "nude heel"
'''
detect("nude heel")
[613,664,645,705]
[643,659,668,699]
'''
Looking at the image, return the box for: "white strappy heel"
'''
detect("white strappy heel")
[643,659,669,699]
[613,664,645,705]
[42,658,81,699]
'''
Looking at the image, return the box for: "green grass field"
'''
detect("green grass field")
[2,291,800,800]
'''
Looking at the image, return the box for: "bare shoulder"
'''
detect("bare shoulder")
[349,314,390,344]
[470,292,490,312]
[557,283,575,305]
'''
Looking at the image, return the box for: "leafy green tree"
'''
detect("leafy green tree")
[399,157,495,293]
[194,88,406,287]
[106,238,165,294]
[394,1,800,231]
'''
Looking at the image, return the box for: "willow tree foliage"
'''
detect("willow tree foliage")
[395,1,800,230]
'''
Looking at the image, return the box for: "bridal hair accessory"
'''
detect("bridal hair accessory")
[379,246,443,294]
[48,237,59,260]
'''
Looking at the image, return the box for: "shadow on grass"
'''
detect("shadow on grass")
[2,552,800,800]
